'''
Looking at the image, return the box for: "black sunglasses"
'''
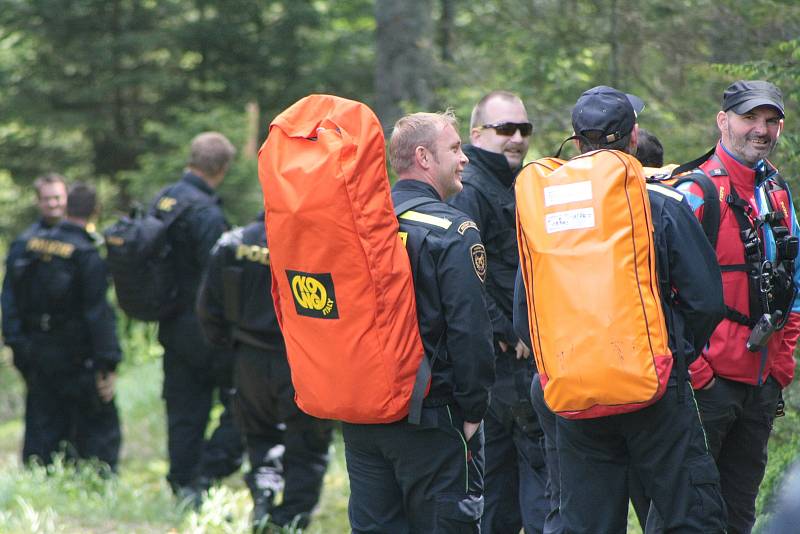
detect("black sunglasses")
[481,121,533,137]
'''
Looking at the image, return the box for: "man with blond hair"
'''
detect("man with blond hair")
[3,173,69,380]
[342,112,495,532]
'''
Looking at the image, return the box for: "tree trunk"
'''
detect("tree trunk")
[438,0,454,62]
[374,0,435,130]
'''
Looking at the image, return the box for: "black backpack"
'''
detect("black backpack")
[104,198,189,321]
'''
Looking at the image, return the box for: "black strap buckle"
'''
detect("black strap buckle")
[775,396,786,418]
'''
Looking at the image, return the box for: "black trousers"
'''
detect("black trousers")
[23,366,120,471]
[531,375,649,534]
[694,375,781,534]
[556,382,726,534]
[160,314,243,490]
[233,343,332,528]
[530,375,563,534]
[343,405,484,533]
[482,353,548,534]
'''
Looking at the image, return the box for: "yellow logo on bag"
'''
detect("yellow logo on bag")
[287,270,339,319]
[292,275,329,311]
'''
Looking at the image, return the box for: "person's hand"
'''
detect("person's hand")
[96,371,117,403]
[515,340,531,360]
[702,377,716,390]
[463,421,480,442]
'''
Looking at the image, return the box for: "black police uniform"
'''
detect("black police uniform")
[342,179,495,533]
[449,144,548,533]
[197,214,333,529]
[154,171,243,493]
[3,220,122,469]
[3,219,54,374]
[513,182,727,534]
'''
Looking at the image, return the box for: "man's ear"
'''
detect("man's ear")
[470,127,482,145]
[628,124,639,154]
[415,145,429,169]
[716,110,728,133]
[778,118,784,140]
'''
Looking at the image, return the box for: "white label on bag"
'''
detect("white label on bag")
[545,208,595,233]
[543,181,593,207]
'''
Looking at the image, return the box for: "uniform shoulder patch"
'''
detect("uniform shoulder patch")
[156,195,178,212]
[457,220,479,235]
[470,243,487,282]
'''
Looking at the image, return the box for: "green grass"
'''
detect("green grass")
[0,324,351,534]
[0,323,798,533]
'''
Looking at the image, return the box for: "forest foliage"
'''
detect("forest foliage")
[0,0,798,232]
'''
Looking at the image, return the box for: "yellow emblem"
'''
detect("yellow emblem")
[26,237,75,260]
[236,244,270,265]
[287,270,339,319]
[157,196,177,212]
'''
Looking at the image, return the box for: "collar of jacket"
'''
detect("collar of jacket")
[56,219,89,238]
[463,144,519,189]
[181,171,216,196]
[393,178,442,201]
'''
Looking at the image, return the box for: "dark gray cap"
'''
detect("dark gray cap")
[723,80,784,117]
[572,86,646,144]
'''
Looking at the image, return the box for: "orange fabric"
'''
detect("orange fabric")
[258,95,425,423]
[516,150,672,419]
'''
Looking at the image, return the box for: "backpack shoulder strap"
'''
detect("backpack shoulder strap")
[394,197,439,217]
[393,196,445,425]
[154,195,192,228]
[669,146,716,178]
[674,171,721,250]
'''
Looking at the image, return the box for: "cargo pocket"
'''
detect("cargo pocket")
[434,492,483,533]
[518,428,545,469]
[688,455,726,531]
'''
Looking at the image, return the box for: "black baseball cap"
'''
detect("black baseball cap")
[572,86,646,144]
[722,80,784,117]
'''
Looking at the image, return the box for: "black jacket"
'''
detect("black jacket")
[513,182,724,367]
[197,214,284,352]
[449,144,520,345]
[5,220,121,372]
[152,172,229,317]
[393,179,495,423]
[2,219,53,351]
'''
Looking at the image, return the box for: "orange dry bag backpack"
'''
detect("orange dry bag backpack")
[258,94,429,424]
[515,150,673,419]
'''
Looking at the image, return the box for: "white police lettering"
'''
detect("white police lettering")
[545,208,595,233]
[544,181,593,207]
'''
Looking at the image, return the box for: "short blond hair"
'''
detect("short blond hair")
[389,111,458,175]
[470,91,524,130]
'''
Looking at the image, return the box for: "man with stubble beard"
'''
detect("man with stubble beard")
[676,80,800,534]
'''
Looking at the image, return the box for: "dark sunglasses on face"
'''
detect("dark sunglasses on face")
[482,121,533,137]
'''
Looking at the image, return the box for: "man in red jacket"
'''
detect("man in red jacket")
[677,80,800,534]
